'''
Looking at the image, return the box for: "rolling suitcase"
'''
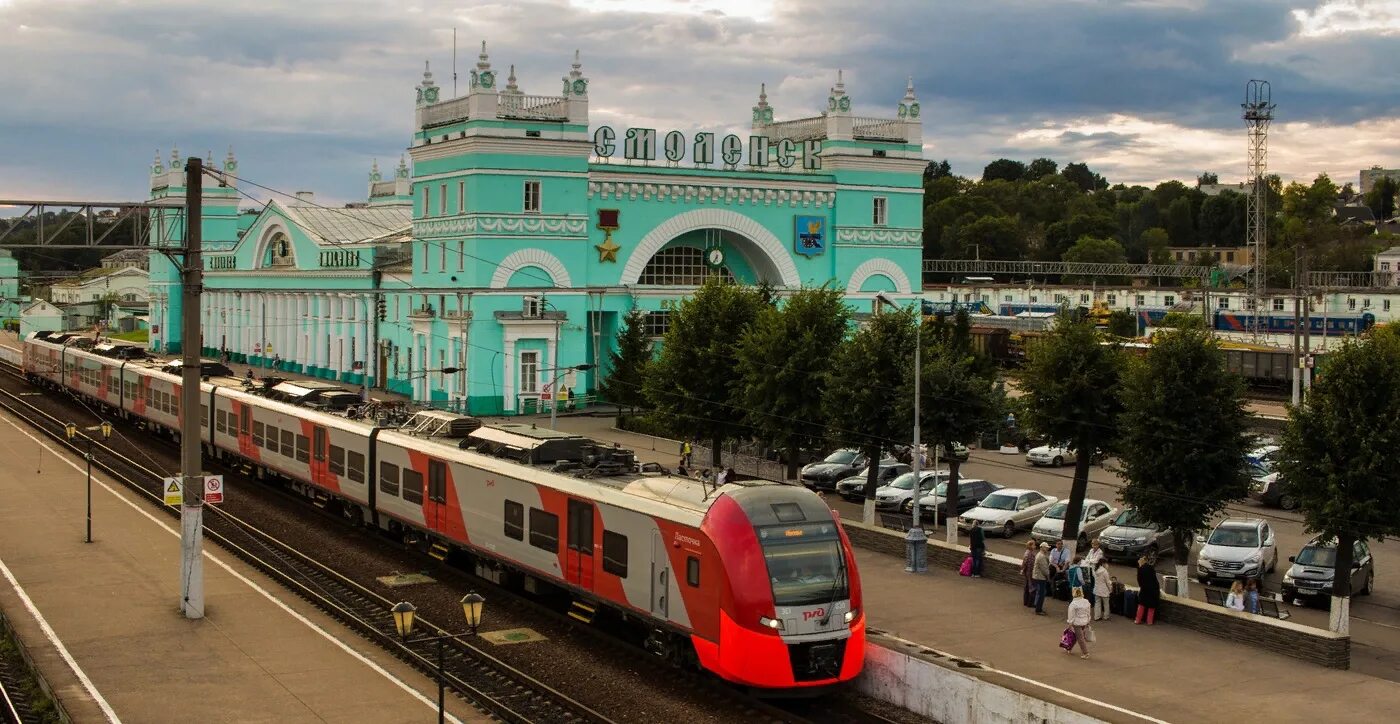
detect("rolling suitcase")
[1054,576,1072,602]
[1121,588,1139,617]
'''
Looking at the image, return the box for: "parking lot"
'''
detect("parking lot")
[824,448,1400,681]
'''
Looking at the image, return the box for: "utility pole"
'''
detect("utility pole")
[1301,248,1313,395]
[180,156,206,619]
[1292,252,1302,406]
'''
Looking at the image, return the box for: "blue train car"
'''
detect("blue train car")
[1214,311,1374,336]
[999,303,1065,316]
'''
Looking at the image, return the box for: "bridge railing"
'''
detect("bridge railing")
[922,259,1229,280]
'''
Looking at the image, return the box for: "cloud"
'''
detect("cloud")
[0,0,1396,204]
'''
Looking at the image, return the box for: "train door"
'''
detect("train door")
[650,531,670,618]
[565,499,594,590]
[312,426,327,487]
[426,459,448,532]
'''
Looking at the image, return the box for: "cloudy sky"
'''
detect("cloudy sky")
[1,0,1398,205]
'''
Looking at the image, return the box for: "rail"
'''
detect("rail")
[497,94,569,121]
[0,364,615,724]
[923,258,1229,280]
[850,116,907,142]
[764,115,827,143]
[1309,270,1400,290]
[420,96,472,128]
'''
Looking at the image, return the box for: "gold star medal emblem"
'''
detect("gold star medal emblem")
[595,235,621,263]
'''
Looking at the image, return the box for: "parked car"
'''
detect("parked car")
[800,449,869,490]
[1245,443,1279,471]
[1025,445,1076,467]
[1196,519,1278,584]
[1097,509,1177,562]
[957,488,1059,538]
[1249,472,1298,511]
[890,442,969,465]
[912,478,1002,520]
[1030,499,1119,547]
[1283,537,1375,606]
[835,462,912,501]
[874,471,947,511]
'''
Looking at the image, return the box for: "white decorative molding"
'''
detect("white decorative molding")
[490,248,573,288]
[621,208,801,288]
[253,221,297,270]
[835,226,922,245]
[848,258,914,294]
[414,213,587,239]
[588,180,836,209]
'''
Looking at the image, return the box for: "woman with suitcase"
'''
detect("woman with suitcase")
[1136,555,1161,625]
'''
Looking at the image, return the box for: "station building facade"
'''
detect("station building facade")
[146,48,926,415]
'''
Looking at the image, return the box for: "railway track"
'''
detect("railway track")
[0,368,610,724]
[0,356,919,724]
[0,623,47,724]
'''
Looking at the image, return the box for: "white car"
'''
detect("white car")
[1196,518,1279,584]
[958,488,1059,538]
[1031,499,1119,547]
[1026,445,1076,467]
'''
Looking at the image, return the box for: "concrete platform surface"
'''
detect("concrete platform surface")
[0,408,488,724]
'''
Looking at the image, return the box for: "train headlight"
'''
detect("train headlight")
[844,609,859,624]
[759,616,784,631]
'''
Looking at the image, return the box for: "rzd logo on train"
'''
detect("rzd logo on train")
[802,608,827,621]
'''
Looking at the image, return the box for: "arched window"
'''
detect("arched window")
[637,247,734,286]
[261,232,294,268]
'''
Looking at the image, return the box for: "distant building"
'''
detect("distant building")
[1335,204,1377,229]
[20,300,64,336]
[101,248,150,271]
[50,266,149,304]
[1360,167,1400,195]
[1168,245,1255,266]
[1374,246,1400,273]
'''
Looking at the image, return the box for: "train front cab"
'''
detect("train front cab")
[698,487,864,692]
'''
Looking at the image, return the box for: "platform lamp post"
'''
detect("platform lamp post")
[874,292,926,574]
[391,593,486,724]
[65,421,113,544]
[546,363,594,430]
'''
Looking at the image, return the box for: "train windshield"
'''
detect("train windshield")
[757,523,849,607]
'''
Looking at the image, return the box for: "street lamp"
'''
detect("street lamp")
[874,293,925,574]
[65,421,113,544]
[545,364,594,430]
[391,593,487,724]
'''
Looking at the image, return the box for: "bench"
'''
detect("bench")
[1204,588,1228,606]
[878,512,912,532]
[1203,587,1290,620]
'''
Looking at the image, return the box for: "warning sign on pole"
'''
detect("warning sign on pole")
[162,477,183,506]
[204,475,225,504]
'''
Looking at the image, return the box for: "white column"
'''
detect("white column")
[279,294,290,363]
[503,337,516,412]
[308,295,320,370]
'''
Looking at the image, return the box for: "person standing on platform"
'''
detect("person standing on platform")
[1245,578,1262,615]
[1066,587,1092,659]
[969,524,986,578]
[1092,560,1112,621]
[1135,555,1161,625]
[1020,540,1038,608]
[1032,543,1051,615]
[681,440,693,468]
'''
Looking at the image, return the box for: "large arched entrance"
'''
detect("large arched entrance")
[620,208,801,288]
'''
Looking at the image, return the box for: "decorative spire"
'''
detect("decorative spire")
[370,158,381,182]
[752,83,773,125]
[396,154,409,178]
[505,64,520,95]
[477,41,491,71]
[421,60,434,87]
[827,70,851,114]
[562,49,588,97]
[417,60,440,105]
[206,149,214,166]
[152,149,163,175]
[224,145,237,172]
[170,145,180,168]
[898,75,921,121]
[470,40,496,91]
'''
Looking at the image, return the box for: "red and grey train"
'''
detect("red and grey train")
[22,331,865,691]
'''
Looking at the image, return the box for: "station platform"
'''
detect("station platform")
[0,408,488,723]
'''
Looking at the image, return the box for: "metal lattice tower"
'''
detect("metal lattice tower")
[1243,80,1275,336]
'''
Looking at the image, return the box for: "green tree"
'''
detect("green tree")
[898,337,1003,541]
[1043,213,1118,261]
[1282,174,1340,225]
[1197,193,1241,247]
[924,159,954,181]
[1025,157,1059,180]
[1277,331,1400,632]
[1141,227,1172,264]
[1159,311,1205,329]
[1020,313,1124,547]
[824,306,917,524]
[600,308,652,416]
[1062,162,1106,192]
[736,286,852,481]
[1117,329,1252,598]
[1366,176,1398,221]
[955,214,1024,260]
[1164,196,1195,246]
[644,277,766,466]
[1062,235,1126,265]
[1197,171,1219,187]
[1107,310,1138,338]
[982,158,1028,183]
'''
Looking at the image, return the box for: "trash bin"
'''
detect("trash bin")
[1163,575,1179,597]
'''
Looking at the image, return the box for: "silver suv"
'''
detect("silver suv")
[1196,519,1278,584]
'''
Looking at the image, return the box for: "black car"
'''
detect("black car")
[834,462,912,501]
[911,479,1001,520]
[1283,538,1376,606]
[800,449,868,491]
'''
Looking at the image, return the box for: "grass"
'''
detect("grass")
[108,329,148,343]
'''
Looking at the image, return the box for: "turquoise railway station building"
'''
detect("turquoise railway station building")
[145,47,926,415]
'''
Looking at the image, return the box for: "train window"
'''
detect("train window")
[602,530,628,578]
[201,405,209,428]
[401,468,424,505]
[253,422,264,448]
[379,462,400,496]
[228,412,239,435]
[686,557,700,587]
[280,430,295,457]
[328,445,345,475]
[295,435,310,463]
[529,508,559,552]
[504,500,524,540]
[771,502,806,523]
[216,409,227,433]
[346,451,365,483]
